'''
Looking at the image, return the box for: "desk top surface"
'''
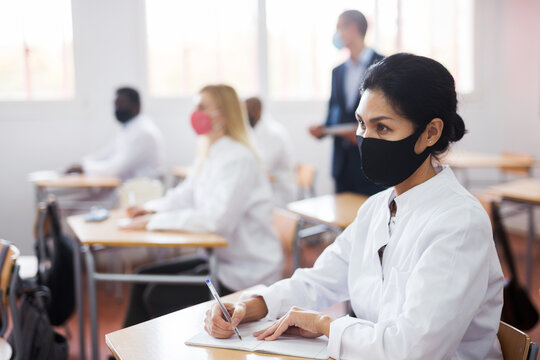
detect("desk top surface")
[29,171,121,188]
[287,192,368,229]
[443,151,535,169]
[488,178,540,204]
[67,210,227,247]
[106,285,331,360]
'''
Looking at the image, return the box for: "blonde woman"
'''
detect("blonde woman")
[123,84,283,326]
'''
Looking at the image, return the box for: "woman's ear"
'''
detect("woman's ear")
[414,118,444,154]
[426,118,444,147]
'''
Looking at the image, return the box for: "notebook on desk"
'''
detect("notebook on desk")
[185,319,329,359]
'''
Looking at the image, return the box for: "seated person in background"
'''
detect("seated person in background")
[246,97,296,207]
[65,87,165,181]
[122,84,283,326]
[204,54,505,360]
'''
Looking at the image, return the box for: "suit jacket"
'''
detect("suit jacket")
[325,50,385,194]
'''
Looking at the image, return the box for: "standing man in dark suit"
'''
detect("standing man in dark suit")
[309,10,385,195]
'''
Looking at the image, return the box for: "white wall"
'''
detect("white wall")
[1,0,539,254]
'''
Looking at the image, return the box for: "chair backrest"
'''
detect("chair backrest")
[500,152,534,177]
[0,240,19,306]
[296,163,316,199]
[118,177,165,208]
[0,240,20,337]
[272,209,300,254]
[498,321,531,360]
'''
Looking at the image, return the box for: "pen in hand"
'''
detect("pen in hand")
[206,279,243,341]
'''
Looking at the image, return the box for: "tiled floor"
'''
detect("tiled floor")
[63,232,540,360]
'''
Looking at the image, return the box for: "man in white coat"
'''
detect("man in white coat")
[66,87,165,181]
[246,97,295,207]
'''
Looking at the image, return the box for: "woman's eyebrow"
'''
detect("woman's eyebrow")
[355,113,394,123]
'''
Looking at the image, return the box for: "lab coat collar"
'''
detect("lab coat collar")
[388,164,454,217]
[122,114,142,129]
[208,135,233,156]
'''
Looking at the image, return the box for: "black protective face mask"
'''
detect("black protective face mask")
[356,127,431,188]
[115,108,134,124]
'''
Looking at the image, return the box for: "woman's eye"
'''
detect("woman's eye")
[377,123,389,132]
[359,120,366,129]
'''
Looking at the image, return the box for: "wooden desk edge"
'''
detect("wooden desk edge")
[79,239,228,248]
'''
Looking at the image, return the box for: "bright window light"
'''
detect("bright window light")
[0,0,75,100]
[145,0,258,97]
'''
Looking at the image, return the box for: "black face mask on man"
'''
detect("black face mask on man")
[115,108,134,124]
[356,126,432,188]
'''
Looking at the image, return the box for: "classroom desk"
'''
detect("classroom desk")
[29,171,121,206]
[286,192,368,268]
[442,151,536,188]
[68,210,227,360]
[287,192,368,230]
[488,178,540,291]
[106,285,333,360]
[443,151,534,169]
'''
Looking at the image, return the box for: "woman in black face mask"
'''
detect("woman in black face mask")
[204,53,505,360]
[355,53,462,191]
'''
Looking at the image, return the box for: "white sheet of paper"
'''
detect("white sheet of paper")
[185,319,328,359]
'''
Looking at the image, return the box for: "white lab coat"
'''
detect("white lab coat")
[144,136,283,291]
[249,166,504,360]
[82,115,165,181]
[252,115,296,207]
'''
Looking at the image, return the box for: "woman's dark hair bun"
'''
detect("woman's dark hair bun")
[362,53,467,157]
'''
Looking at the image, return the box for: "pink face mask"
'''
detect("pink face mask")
[190,110,213,135]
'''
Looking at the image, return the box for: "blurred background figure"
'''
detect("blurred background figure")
[65,87,165,181]
[246,96,295,207]
[309,10,385,196]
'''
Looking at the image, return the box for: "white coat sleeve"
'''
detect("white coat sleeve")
[327,206,498,360]
[244,218,356,319]
[146,156,259,233]
[83,129,152,177]
[143,176,195,213]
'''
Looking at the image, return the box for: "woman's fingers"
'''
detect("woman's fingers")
[264,317,292,341]
[211,304,234,330]
[255,317,285,340]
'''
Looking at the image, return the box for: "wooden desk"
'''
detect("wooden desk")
[28,171,121,207]
[443,151,534,169]
[33,175,121,189]
[488,178,540,291]
[106,286,332,360]
[68,210,227,360]
[68,210,226,248]
[489,178,540,205]
[287,192,368,230]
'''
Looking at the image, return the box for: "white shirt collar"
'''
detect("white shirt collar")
[346,47,374,68]
[387,165,455,215]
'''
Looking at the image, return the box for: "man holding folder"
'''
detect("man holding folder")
[309,10,384,195]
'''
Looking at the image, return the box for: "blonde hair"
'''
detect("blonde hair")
[194,85,259,171]
[202,84,258,154]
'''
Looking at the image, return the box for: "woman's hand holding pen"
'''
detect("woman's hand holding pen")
[204,302,246,339]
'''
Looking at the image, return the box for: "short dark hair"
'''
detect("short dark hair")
[361,53,466,157]
[116,87,140,107]
[339,10,368,38]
